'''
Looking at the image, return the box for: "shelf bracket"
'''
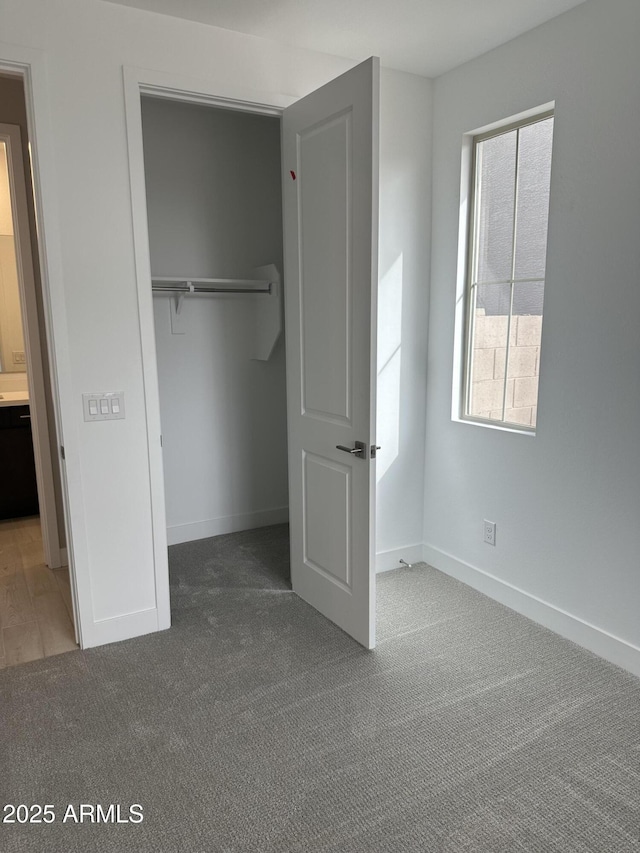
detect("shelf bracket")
[174,281,194,317]
[170,282,194,334]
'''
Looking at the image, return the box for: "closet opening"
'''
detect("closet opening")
[140,95,291,614]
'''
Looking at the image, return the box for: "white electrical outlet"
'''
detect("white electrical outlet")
[484,520,496,546]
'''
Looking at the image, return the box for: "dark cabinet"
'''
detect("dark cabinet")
[0,405,39,520]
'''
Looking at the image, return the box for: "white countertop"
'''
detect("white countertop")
[0,391,29,407]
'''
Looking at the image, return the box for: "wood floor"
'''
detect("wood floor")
[0,516,77,668]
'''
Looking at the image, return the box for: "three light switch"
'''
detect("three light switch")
[82,392,126,422]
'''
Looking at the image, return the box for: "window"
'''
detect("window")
[463,112,554,430]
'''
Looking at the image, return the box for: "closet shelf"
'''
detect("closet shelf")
[152,276,272,295]
[153,264,283,362]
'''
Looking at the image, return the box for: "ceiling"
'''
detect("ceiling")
[104,0,587,77]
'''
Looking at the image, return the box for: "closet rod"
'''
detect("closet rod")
[152,276,272,294]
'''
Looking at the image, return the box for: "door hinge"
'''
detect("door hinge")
[60,445,66,460]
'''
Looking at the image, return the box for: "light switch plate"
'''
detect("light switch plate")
[82,391,126,421]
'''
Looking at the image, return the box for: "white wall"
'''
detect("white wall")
[424,0,640,674]
[0,238,26,374]
[0,115,27,379]
[376,69,432,571]
[142,99,288,543]
[0,0,431,646]
[0,372,28,394]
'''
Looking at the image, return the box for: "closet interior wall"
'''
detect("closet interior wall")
[141,98,288,546]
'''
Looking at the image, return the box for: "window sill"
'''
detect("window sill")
[453,415,536,436]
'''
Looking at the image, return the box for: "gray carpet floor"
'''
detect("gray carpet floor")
[1,523,640,852]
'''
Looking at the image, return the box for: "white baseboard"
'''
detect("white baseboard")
[376,543,425,574]
[167,506,289,546]
[60,547,68,567]
[81,607,162,649]
[422,543,640,679]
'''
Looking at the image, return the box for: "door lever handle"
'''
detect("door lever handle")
[336,441,367,459]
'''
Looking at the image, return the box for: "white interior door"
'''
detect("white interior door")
[282,57,379,649]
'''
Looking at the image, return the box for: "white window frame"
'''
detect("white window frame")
[453,104,554,435]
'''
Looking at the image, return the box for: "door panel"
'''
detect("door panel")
[303,451,351,589]
[299,111,351,423]
[283,57,379,648]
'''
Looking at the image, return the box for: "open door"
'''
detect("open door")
[282,57,379,648]
[0,123,64,570]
